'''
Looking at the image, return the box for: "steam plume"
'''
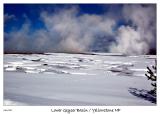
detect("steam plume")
[4,4,156,55]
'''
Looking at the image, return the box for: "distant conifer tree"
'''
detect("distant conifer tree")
[145,60,156,95]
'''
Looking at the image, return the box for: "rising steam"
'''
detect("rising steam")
[110,5,156,55]
[4,4,156,55]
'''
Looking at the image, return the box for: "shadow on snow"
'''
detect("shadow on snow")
[128,87,156,104]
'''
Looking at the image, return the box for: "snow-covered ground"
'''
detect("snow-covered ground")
[3,53,156,106]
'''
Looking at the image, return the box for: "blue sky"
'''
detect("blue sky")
[4,4,123,32]
[4,4,156,55]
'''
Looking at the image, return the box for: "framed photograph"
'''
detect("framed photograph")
[1,0,159,114]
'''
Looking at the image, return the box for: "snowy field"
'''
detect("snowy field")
[3,53,156,106]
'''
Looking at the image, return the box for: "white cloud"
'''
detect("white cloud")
[4,13,16,22]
